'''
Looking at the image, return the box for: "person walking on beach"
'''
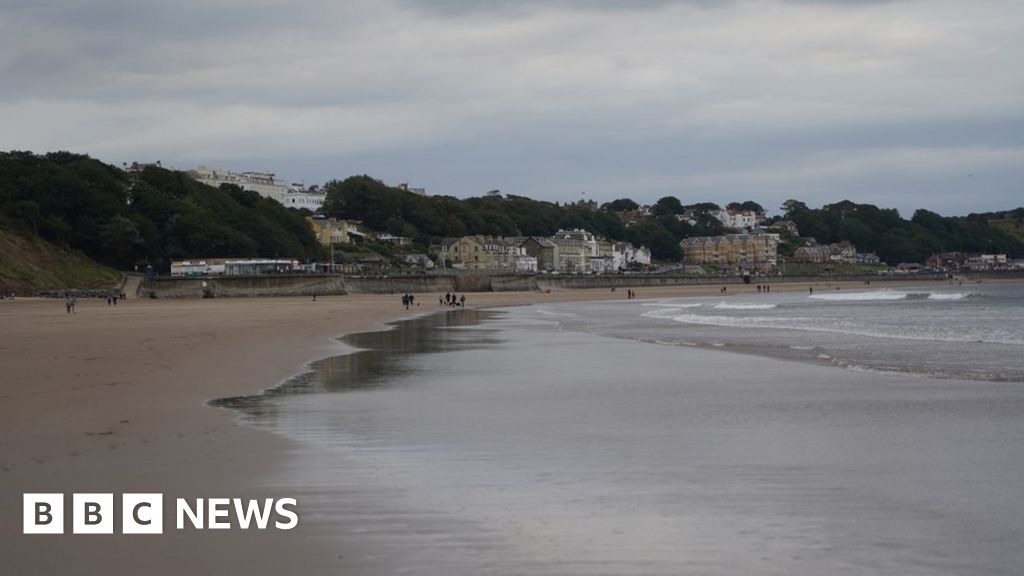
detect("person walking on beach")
[459,294,466,307]
[65,294,77,314]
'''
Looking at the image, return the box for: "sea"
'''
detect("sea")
[217,281,1024,575]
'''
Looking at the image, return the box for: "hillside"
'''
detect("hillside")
[991,218,1024,244]
[0,228,122,295]
[0,151,325,272]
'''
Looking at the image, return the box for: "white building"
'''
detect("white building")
[551,229,600,273]
[712,209,763,230]
[515,255,539,273]
[170,260,209,277]
[187,166,325,210]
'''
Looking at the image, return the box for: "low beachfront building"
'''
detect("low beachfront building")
[792,242,866,265]
[170,258,298,276]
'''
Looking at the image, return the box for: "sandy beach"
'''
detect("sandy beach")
[0,278,975,575]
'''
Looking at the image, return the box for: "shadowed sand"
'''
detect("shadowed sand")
[0,280,970,575]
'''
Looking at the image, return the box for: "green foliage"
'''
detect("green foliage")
[783,200,1024,264]
[653,196,683,215]
[321,176,630,250]
[0,151,324,271]
[727,201,765,213]
[601,198,639,212]
[0,228,122,294]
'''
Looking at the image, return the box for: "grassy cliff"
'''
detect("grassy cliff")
[0,228,122,295]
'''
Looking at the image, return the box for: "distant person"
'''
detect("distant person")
[459,294,466,307]
[809,287,813,294]
[66,294,77,314]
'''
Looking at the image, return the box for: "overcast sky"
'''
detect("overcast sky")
[1,0,1021,215]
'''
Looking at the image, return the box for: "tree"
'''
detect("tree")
[654,196,683,214]
[601,198,639,212]
[727,201,765,213]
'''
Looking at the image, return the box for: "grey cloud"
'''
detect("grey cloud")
[1,0,1021,216]
[397,0,904,16]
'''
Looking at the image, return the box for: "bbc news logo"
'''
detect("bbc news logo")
[23,494,298,534]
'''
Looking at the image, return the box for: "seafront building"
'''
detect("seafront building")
[551,229,600,273]
[434,236,538,272]
[431,231,650,273]
[680,233,779,273]
[516,237,561,272]
[170,258,299,276]
[790,242,879,266]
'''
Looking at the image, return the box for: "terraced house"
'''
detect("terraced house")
[434,236,538,272]
[680,233,779,273]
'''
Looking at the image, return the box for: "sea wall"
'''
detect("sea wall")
[138,270,1024,298]
[536,272,956,290]
[344,275,456,294]
[139,275,348,299]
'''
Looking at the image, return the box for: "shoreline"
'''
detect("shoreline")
[0,278,995,574]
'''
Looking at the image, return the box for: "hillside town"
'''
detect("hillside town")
[104,161,1024,278]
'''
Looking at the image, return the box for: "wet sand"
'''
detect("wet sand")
[0,279,967,575]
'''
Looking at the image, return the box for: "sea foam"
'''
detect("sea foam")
[712,302,778,310]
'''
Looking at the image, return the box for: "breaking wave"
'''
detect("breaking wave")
[658,313,1023,346]
[712,302,778,310]
[809,290,975,302]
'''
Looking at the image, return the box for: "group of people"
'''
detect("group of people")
[755,284,771,293]
[625,289,639,299]
[61,291,126,314]
[401,293,418,309]
[440,292,466,308]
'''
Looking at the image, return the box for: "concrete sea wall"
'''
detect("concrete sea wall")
[138,270,1023,298]
[139,275,348,299]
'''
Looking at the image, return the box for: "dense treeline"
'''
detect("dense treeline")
[2,152,1021,270]
[322,175,1024,263]
[782,200,1024,264]
[0,151,323,270]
